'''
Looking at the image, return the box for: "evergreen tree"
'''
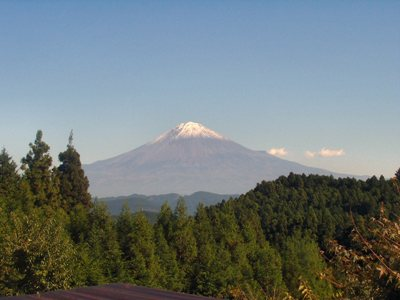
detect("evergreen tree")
[0,149,22,210]
[172,198,197,268]
[154,202,184,291]
[395,168,400,193]
[68,203,90,244]
[21,130,60,207]
[85,203,125,284]
[282,233,333,299]
[156,202,174,242]
[58,131,91,210]
[171,198,197,290]
[154,226,184,291]
[116,204,135,259]
[191,203,218,296]
[248,244,285,297]
[126,212,160,286]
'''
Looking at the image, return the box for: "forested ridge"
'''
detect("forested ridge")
[1,131,399,299]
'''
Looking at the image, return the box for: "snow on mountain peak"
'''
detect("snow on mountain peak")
[153,122,225,142]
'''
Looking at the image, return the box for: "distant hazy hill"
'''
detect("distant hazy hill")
[99,191,237,215]
[85,121,357,197]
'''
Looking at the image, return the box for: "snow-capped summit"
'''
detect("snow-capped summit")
[154,122,225,143]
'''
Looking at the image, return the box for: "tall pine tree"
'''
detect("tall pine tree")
[127,212,160,286]
[154,202,184,290]
[171,198,197,289]
[58,131,91,210]
[21,130,60,207]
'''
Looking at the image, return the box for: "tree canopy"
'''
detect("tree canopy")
[1,130,400,299]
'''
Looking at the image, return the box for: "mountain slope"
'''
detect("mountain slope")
[84,122,353,197]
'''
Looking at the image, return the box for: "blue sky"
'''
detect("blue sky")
[0,1,399,177]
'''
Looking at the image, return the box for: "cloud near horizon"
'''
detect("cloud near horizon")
[267,147,288,157]
[305,148,345,158]
[305,150,316,158]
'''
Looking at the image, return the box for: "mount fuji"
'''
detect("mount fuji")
[84,122,351,197]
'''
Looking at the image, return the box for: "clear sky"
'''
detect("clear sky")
[0,1,399,177]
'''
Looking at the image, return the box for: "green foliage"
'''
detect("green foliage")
[154,226,184,291]
[0,149,19,199]
[2,132,400,299]
[249,244,285,296]
[84,203,125,284]
[326,209,400,299]
[0,149,25,211]
[116,204,135,258]
[154,203,185,291]
[172,198,197,269]
[190,203,219,296]
[125,211,160,286]
[21,130,60,207]
[282,234,333,299]
[0,208,76,295]
[68,203,90,244]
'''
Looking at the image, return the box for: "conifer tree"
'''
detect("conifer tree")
[154,226,184,291]
[68,203,90,244]
[282,234,333,299]
[58,131,91,210]
[171,198,197,289]
[156,202,174,242]
[116,204,135,259]
[85,203,125,284]
[248,244,285,296]
[172,198,197,267]
[127,212,160,286]
[0,149,22,209]
[0,149,19,196]
[21,130,60,207]
[191,203,218,296]
[154,202,184,290]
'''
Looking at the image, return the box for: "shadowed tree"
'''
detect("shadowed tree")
[58,131,91,210]
[156,202,174,242]
[0,149,24,210]
[0,149,19,197]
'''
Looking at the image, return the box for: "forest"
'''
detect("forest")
[0,130,400,299]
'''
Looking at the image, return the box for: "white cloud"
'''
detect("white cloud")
[319,148,345,157]
[305,148,345,158]
[305,150,316,158]
[268,147,288,157]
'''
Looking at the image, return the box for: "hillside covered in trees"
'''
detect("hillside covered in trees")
[1,131,399,299]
